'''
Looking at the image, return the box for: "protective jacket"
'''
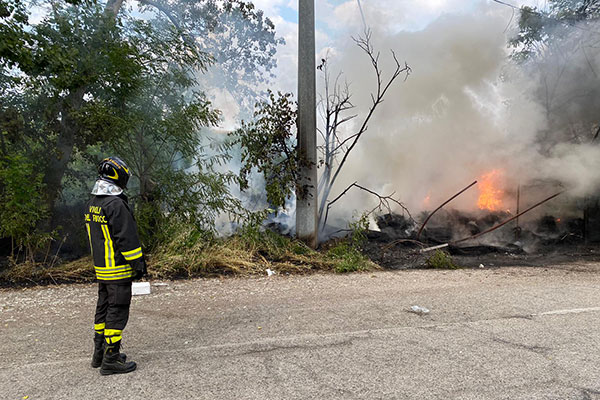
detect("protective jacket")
[85,194,146,282]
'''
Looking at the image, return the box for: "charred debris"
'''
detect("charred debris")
[359,179,600,269]
[365,207,594,269]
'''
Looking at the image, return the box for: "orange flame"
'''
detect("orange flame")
[477,170,504,211]
[422,194,431,208]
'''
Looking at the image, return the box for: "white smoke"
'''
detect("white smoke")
[207,0,600,233]
[315,1,600,226]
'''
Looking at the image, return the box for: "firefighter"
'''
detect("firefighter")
[84,156,147,375]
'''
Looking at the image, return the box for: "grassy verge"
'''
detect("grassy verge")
[0,228,379,285]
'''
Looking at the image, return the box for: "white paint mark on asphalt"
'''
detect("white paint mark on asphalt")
[533,307,600,317]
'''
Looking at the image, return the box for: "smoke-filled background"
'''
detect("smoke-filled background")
[239,0,600,228]
[4,0,600,277]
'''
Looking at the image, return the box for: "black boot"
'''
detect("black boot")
[100,341,136,375]
[92,334,127,368]
[91,333,104,368]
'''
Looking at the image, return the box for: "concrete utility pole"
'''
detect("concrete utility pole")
[296,0,318,248]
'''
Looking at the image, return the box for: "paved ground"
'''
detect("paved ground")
[2,263,600,399]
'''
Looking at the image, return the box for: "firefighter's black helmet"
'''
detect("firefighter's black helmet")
[98,156,130,189]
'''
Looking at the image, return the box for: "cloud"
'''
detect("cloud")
[249,0,290,16]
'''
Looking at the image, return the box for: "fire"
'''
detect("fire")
[477,170,504,211]
[423,194,431,208]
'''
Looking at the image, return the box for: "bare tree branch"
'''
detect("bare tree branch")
[322,182,413,230]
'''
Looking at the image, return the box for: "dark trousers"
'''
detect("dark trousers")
[94,282,132,342]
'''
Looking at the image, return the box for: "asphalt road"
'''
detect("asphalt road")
[2,263,600,400]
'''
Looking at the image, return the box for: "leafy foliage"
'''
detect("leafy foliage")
[138,0,285,109]
[0,0,284,264]
[509,0,600,60]
[231,90,299,209]
[425,250,460,270]
[0,2,149,216]
[0,0,32,72]
[100,18,246,249]
[0,154,54,260]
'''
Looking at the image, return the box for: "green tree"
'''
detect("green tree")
[231,90,300,210]
[2,0,282,226]
[509,0,600,61]
[137,0,284,110]
[507,0,600,149]
[0,154,53,261]
[107,43,245,247]
[1,2,145,221]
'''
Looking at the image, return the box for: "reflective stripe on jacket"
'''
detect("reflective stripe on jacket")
[85,194,144,283]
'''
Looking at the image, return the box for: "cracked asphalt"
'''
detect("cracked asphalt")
[2,263,600,399]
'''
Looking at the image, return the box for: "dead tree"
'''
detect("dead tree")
[317,30,411,230]
[322,182,414,231]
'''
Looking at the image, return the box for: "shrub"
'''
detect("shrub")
[327,241,370,273]
[0,154,55,261]
[327,212,372,273]
[426,250,461,270]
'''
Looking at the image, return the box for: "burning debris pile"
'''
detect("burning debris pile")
[364,168,593,268]
[371,209,582,250]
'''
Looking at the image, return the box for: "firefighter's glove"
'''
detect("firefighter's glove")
[130,258,147,280]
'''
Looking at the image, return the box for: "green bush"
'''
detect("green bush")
[426,250,461,270]
[327,241,370,273]
[0,154,54,261]
[326,212,372,273]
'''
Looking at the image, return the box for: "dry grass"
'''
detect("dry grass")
[148,229,345,279]
[0,228,378,285]
[0,257,95,285]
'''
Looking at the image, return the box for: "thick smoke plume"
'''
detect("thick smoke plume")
[319,1,600,226]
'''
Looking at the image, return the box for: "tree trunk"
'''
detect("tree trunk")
[44,87,86,226]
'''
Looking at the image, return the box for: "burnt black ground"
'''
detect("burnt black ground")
[363,238,600,270]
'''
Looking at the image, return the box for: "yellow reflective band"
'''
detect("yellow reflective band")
[101,225,115,268]
[124,253,142,261]
[122,247,143,261]
[104,329,123,344]
[101,224,109,267]
[95,265,132,273]
[94,323,105,331]
[85,223,93,257]
[94,263,133,281]
[95,272,134,281]
[97,273,134,280]
[122,247,142,256]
